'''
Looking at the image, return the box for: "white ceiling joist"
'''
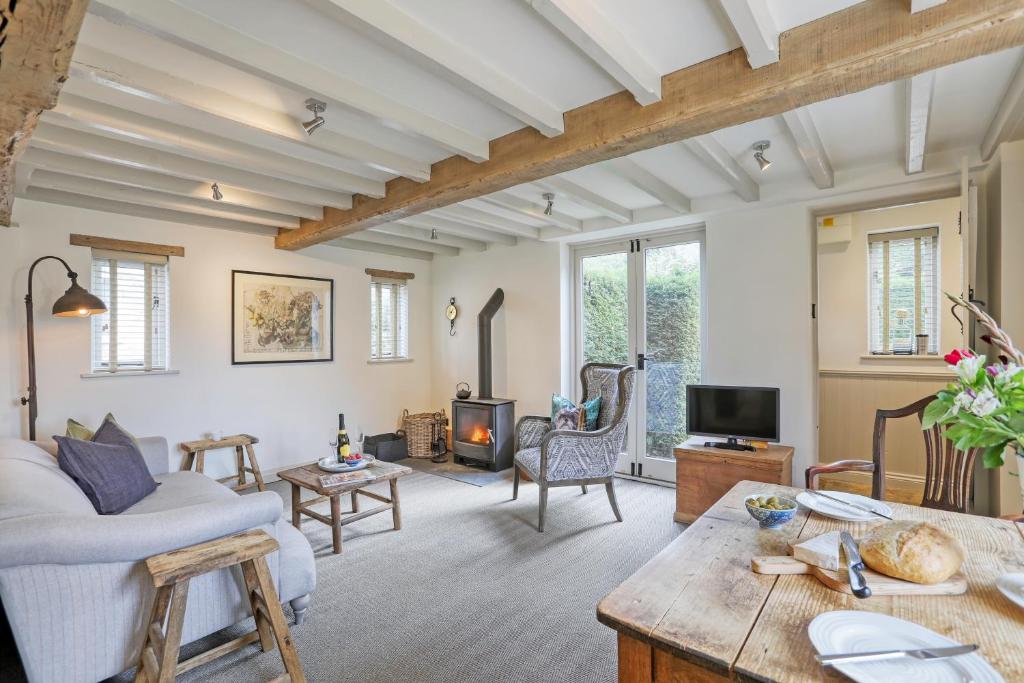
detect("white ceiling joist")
[981,54,1024,161]
[307,0,564,137]
[49,93,386,196]
[351,230,460,256]
[433,205,542,239]
[608,158,691,214]
[89,0,490,162]
[535,176,631,223]
[397,215,517,247]
[28,170,299,228]
[14,165,35,196]
[905,71,935,174]
[479,192,581,231]
[911,0,946,13]
[328,237,433,261]
[68,45,431,182]
[780,108,835,189]
[370,223,487,252]
[19,147,323,219]
[20,186,277,236]
[31,123,354,209]
[682,136,759,201]
[718,0,779,69]
[527,0,661,105]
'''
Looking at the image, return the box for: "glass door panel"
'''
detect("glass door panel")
[579,252,630,365]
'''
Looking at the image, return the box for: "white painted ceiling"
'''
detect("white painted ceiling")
[14,0,1024,259]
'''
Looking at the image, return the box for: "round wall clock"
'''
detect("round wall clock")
[445,297,458,336]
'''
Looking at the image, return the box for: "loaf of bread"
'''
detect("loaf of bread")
[859,522,964,584]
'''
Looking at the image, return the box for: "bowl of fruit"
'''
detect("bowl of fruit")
[317,453,374,473]
[744,494,798,529]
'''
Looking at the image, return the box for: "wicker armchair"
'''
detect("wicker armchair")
[512,363,636,532]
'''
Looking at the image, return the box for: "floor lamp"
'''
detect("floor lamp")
[21,256,107,441]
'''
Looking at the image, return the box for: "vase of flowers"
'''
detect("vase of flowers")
[923,295,1024,507]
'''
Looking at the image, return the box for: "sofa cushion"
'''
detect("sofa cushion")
[55,436,158,515]
[0,438,96,519]
[122,471,237,514]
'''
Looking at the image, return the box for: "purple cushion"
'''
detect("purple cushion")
[54,433,157,515]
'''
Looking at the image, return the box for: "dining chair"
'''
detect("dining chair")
[512,363,636,532]
[805,395,980,513]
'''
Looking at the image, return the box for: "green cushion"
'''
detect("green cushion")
[65,413,139,446]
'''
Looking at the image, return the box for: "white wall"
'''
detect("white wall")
[1,200,434,476]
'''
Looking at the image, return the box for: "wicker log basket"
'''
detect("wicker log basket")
[402,409,447,459]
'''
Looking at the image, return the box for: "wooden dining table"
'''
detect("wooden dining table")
[598,480,1024,682]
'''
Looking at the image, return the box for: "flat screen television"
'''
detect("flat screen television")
[686,385,779,451]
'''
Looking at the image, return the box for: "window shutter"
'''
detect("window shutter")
[368,275,409,360]
[867,227,939,354]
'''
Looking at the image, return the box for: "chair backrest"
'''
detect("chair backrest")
[580,363,636,432]
[872,395,978,513]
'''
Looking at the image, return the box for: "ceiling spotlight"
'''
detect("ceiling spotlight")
[752,140,772,171]
[430,229,439,240]
[211,182,223,201]
[542,192,555,216]
[302,98,327,135]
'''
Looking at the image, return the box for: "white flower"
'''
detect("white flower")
[970,388,1001,417]
[952,391,974,415]
[953,354,985,383]
[996,364,1023,385]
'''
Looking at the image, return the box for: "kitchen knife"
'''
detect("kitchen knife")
[816,643,978,666]
[840,531,872,599]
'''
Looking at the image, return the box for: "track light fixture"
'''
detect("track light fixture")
[211,182,223,201]
[752,140,772,171]
[430,229,439,240]
[542,192,555,216]
[302,98,327,135]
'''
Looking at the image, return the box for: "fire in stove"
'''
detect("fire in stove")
[469,425,490,444]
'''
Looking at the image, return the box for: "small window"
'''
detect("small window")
[867,227,939,354]
[369,276,409,360]
[90,250,170,372]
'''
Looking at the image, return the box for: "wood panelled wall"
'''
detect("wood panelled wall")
[818,370,951,479]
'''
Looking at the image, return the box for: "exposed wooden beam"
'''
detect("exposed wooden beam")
[48,93,386,196]
[69,233,184,257]
[535,176,631,223]
[327,237,434,261]
[20,187,277,235]
[527,0,661,105]
[682,136,759,201]
[718,0,779,69]
[780,107,835,189]
[31,123,354,208]
[0,0,90,226]
[351,230,460,256]
[905,71,936,174]
[370,223,487,252]
[67,45,431,182]
[90,0,489,161]
[20,147,323,219]
[398,215,517,246]
[277,0,1024,250]
[433,205,541,239]
[912,0,947,13]
[29,170,299,228]
[982,53,1024,161]
[307,0,563,136]
[608,158,691,214]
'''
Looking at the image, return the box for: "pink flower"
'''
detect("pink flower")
[943,349,975,365]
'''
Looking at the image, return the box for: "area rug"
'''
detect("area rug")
[398,455,513,486]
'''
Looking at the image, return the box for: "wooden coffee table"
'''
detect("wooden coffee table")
[277,460,412,554]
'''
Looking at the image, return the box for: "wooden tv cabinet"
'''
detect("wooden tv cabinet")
[673,440,793,523]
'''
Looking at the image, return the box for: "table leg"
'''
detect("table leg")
[390,479,402,531]
[244,443,267,492]
[179,451,195,472]
[235,446,246,488]
[330,495,342,554]
[351,491,360,513]
[290,484,301,529]
[195,450,205,474]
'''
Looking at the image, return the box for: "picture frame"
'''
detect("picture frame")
[231,270,334,365]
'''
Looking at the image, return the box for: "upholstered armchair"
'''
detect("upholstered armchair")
[512,363,636,532]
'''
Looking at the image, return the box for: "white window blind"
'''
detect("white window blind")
[90,249,170,372]
[369,276,409,360]
[868,227,939,354]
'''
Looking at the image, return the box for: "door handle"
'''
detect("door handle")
[636,353,654,370]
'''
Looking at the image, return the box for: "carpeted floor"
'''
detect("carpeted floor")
[5,471,682,683]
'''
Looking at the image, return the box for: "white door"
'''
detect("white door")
[574,229,705,484]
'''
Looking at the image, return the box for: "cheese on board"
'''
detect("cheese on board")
[792,531,843,571]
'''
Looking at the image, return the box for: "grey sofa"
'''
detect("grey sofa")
[0,436,316,683]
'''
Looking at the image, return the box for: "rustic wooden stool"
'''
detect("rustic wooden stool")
[134,529,305,683]
[179,434,266,493]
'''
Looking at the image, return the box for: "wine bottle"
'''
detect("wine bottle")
[337,413,351,461]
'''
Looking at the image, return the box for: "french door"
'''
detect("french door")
[574,229,705,484]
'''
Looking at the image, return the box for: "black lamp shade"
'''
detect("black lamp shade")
[52,281,107,317]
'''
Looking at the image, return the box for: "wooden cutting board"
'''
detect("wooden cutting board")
[751,555,967,596]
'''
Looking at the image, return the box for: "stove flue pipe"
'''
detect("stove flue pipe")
[477,288,504,400]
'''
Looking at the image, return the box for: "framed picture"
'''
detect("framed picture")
[231,270,334,365]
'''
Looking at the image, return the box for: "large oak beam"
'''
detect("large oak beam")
[0,0,90,226]
[277,0,1024,251]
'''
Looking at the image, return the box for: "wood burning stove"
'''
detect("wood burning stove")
[451,288,515,471]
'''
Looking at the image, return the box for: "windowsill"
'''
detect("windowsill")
[367,358,413,365]
[859,354,944,361]
[80,369,180,379]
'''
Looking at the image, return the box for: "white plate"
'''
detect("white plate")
[796,490,894,522]
[317,455,375,473]
[996,573,1024,611]
[809,611,1003,683]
